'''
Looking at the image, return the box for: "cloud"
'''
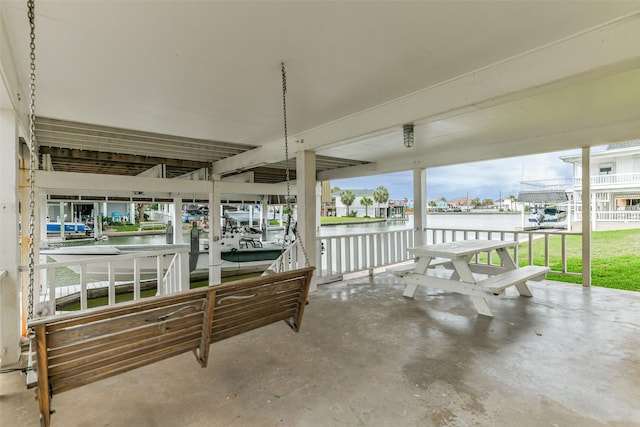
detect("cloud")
[332,149,579,201]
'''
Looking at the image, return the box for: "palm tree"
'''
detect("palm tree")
[373,186,389,218]
[340,190,356,217]
[360,196,373,218]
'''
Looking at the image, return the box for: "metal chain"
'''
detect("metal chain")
[280,63,310,267]
[27,0,37,320]
[281,63,291,242]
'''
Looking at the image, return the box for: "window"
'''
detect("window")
[599,166,612,175]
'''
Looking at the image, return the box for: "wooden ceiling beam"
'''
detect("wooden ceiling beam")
[41,147,211,169]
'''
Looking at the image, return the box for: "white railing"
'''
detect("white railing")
[150,211,173,223]
[263,240,306,274]
[574,172,640,188]
[316,229,414,278]
[573,210,640,222]
[23,246,189,315]
[315,227,582,280]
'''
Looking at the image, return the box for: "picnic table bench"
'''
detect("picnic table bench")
[400,240,548,317]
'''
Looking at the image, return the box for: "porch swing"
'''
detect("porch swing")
[23,3,313,426]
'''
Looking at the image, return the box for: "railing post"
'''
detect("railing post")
[156,256,163,295]
[80,264,87,311]
[133,258,141,300]
[180,251,190,291]
[108,262,116,305]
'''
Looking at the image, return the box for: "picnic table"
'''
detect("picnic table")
[401,239,549,317]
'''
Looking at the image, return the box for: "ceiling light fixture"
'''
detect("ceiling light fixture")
[403,124,414,148]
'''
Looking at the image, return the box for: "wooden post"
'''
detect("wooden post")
[35,324,52,427]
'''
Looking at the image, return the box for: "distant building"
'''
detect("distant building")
[331,189,406,218]
[562,141,640,230]
[428,200,450,212]
[447,197,473,211]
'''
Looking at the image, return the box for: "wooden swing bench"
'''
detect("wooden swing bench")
[27,267,314,427]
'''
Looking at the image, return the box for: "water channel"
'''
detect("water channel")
[95,213,524,246]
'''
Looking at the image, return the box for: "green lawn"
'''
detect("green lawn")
[518,228,640,292]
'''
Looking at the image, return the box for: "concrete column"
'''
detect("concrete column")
[93,202,100,238]
[0,105,21,366]
[581,147,591,287]
[59,201,65,239]
[315,182,322,240]
[296,151,317,291]
[413,168,427,247]
[209,175,222,284]
[130,202,135,224]
[173,198,182,244]
[39,194,47,242]
[261,195,268,240]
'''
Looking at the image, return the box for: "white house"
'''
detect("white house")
[333,189,389,218]
[562,141,640,230]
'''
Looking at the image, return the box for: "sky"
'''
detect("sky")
[331,149,582,202]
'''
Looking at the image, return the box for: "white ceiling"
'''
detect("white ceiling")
[1,1,640,180]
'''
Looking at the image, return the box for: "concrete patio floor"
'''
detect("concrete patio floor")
[2,272,639,426]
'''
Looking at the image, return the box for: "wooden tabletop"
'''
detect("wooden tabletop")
[408,239,516,258]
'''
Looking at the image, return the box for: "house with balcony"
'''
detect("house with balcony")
[562,141,640,230]
[332,189,387,218]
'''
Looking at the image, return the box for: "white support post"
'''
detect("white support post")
[59,201,65,239]
[581,147,592,287]
[180,250,189,291]
[39,193,47,242]
[130,202,135,225]
[315,181,322,247]
[296,151,317,291]
[93,202,100,238]
[413,168,427,247]
[210,175,222,285]
[173,198,182,244]
[0,104,21,366]
[261,195,268,240]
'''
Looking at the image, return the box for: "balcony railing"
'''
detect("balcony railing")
[315,227,582,280]
[574,172,640,188]
[573,210,640,222]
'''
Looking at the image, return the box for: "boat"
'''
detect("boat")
[39,244,189,281]
[46,222,87,234]
[527,206,567,227]
[40,226,286,281]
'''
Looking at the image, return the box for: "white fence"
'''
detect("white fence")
[316,229,414,277]
[22,226,582,316]
[23,246,189,314]
[315,227,582,280]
